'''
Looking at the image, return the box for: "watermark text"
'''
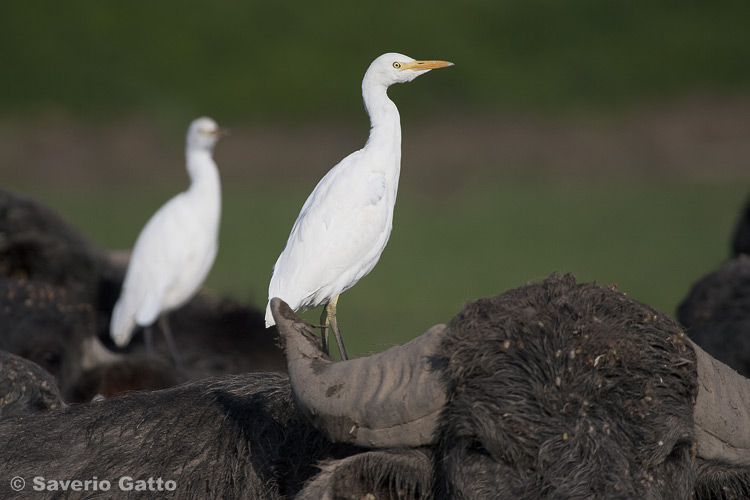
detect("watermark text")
[9,476,177,492]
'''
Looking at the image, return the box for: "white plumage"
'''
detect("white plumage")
[265,53,452,356]
[110,117,225,350]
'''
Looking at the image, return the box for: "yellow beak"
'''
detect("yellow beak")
[400,60,454,71]
[206,128,230,137]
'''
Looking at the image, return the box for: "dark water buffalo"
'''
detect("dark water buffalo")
[677,195,750,378]
[0,188,125,331]
[0,277,190,402]
[1,275,750,499]
[0,278,119,400]
[677,256,750,378]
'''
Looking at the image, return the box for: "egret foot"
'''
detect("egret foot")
[157,314,183,368]
[142,321,183,369]
[319,308,331,356]
[329,311,348,361]
[144,326,155,361]
[321,295,348,361]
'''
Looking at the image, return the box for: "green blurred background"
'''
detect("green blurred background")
[2,1,749,357]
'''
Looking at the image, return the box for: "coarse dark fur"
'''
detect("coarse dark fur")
[295,449,435,500]
[1,275,749,499]
[676,256,750,378]
[0,372,362,499]
[435,274,699,499]
[692,460,750,500]
[0,350,65,418]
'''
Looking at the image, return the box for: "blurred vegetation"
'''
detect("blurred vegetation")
[2,1,749,125]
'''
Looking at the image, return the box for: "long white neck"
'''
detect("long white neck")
[361,79,402,179]
[186,147,220,186]
[185,147,222,222]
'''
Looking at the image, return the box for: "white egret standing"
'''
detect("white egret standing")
[110,117,226,362]
[265,53,453,359]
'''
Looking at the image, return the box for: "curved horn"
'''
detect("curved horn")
[270,298,447,448]
[692,339,750,464]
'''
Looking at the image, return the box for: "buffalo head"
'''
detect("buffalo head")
[273,274,750,499]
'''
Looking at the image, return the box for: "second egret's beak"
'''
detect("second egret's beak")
[210,128,230,138]
[401,60,454,71]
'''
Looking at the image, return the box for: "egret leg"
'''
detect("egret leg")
[158,314,183,368]
[326,295,348,361]
[144,326,155,360]
[319,307,331,356]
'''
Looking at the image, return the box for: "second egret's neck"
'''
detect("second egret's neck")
[362,80,401,168]
[186,147,221,199]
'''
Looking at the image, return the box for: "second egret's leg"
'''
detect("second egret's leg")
[144,326,155,360]
[326,295,348,361]
[158,314,183,368]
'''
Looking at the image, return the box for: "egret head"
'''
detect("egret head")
[187,117,226,151]
[364,52,453,88]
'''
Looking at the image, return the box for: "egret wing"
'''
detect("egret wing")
[269,150,391,311]
[111,194,196,342]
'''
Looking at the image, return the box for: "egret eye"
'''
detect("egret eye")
[392,62,401,69]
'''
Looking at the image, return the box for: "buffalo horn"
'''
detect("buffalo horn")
[270,298,447,448]
[693,339,750,464]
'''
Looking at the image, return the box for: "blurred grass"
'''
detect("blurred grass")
[27,174,747,358]
[1,1,749,125]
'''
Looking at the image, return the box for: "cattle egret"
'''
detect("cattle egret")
[265,53,453,359]
[110,117,226,362]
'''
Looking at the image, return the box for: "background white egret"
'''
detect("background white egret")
[265,53,453,359]
[110,117,226,362]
